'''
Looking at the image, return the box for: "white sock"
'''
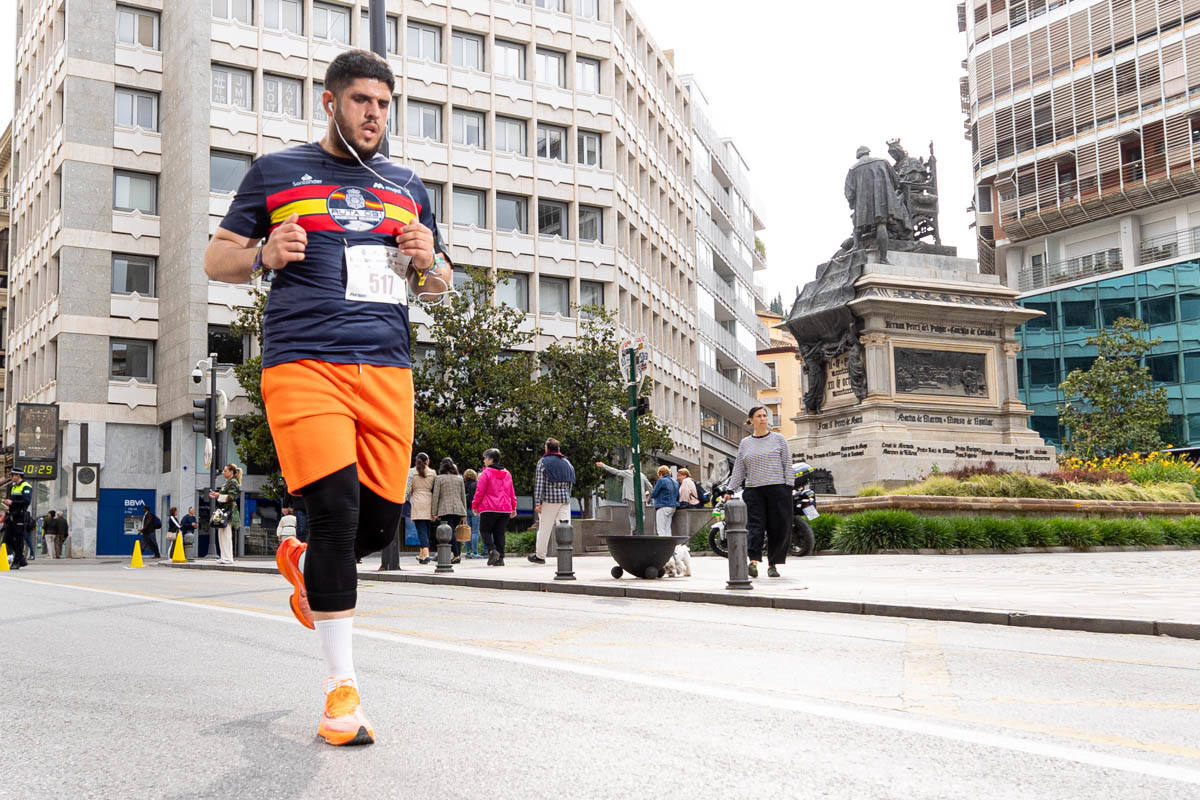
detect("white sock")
[314,617,356,694]
[298,550,306,573]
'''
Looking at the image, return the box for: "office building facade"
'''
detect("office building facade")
[683,77,769,484]
[963,0,1200,448]
[9,0,702,554]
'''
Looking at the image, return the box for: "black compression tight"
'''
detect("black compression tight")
[300,463,403,612]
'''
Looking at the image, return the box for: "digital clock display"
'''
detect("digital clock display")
[15,462,56,480]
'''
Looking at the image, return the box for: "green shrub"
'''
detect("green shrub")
[1154,516,1200,545]
[918,517,956,550]
[857,485,886,497]
[810,513,840,552]
[879,475,1196,502]
[832,510,923,554]
[1092,517,1164,547]
[1047,518,1099,550]
[688,524,711,553]
[1017,517,1058,547]
[971,516,1025,550]
[948,516,990,549]
[506,530,536,554]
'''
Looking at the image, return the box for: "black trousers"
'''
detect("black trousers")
[301,464,404,612]
[479,512,509,555]
[4,522,25,567]
[743,484,793,566]
[141,530,161,558]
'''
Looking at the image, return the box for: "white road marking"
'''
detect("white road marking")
[16,576,1200,787]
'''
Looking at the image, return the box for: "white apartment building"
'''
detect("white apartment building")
[682,77,769,485]
[9,0,700,555]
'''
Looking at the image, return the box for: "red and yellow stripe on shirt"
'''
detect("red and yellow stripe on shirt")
[266,184,420,235]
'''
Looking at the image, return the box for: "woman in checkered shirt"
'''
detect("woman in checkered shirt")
[725,406,794,578]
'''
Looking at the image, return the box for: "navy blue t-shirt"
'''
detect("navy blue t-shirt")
[219,142,446,369]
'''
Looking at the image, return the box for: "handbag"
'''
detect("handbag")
[210,507,230,528]
[454,522,472,543]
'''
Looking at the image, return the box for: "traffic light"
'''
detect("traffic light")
[635,396,650,416]
[192,397,212,435]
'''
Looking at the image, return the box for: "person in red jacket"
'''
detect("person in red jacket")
[471,448,517,566]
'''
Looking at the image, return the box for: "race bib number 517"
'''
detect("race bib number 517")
[344,244,410,305]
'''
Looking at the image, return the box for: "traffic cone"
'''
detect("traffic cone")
[171,532,186,563]
[0,543,8,571]
[129,540,144,569]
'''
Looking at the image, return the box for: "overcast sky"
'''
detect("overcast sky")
[0,0,972,304]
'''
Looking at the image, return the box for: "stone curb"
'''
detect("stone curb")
[162,561,1199,641]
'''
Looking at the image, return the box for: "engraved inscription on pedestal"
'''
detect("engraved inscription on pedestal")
[894,348,987,397]
[823,354,857,409]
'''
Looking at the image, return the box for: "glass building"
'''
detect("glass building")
[1016,261,1200,448]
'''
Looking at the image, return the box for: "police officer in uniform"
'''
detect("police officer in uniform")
[4,469,33,569]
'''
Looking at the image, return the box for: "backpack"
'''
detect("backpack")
[694,482,709,506]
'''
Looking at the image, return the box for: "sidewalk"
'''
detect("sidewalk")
[167,548,1200,640]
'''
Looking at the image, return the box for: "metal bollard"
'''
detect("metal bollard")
[434,521,454,573]
[724,497,753,590]
[553,517,575,581]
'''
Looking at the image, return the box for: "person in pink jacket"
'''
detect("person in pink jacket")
[472,447,517,566]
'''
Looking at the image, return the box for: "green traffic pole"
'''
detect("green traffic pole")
[627,347,644,535]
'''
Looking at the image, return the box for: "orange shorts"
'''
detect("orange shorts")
[261,360,413,503]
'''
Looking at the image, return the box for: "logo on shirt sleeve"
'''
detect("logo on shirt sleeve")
[327,186,386,231]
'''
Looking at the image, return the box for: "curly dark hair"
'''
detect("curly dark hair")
[325,49,395,96]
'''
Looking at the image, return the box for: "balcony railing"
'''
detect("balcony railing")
[699,363,757,415]
[698,314,771,385]
[1020,247,1122,293]
[1138,226,1200,266]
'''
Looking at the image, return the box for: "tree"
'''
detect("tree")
[228,286,285,498]
[411,268,540,487]
[754,236,767,261]
[769,293,784,315]
[1058,317,1169,458]
[531,306,674,515]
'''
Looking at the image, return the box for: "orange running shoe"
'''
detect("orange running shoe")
[275,537,314,629]
[318,680,375,746]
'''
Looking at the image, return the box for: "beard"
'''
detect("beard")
[332,108,384,161]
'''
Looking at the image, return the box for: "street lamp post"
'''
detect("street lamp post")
[192,353,225,558]
[368,0,389,159]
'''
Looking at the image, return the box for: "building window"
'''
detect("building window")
[424,182,444,218]
[536,48,566,87]
[386,96,400,135]
[212,0,253,24]
[485,116,521,155]
[161,422,172,474]
[497,273,530,311]
[313,80,328,122]
[1027,358,1059,388]
[1141,296,1177,325]
[212,64,253,110]
[357,10,398,51]
[407,21,442,62]
[115,87,158,131]
[112,255,155,296]
[1030,415,1059,443]
[976,183,993,213]
[1146,353,1179,384]
[766,362,778,387]
[113,171,157,214]
[1184,351,1200,382]
[1100,299,1136,327]
[116,6,159,49]
[210,151,251,194]
[264,0,303,33]
[575,56,601,93]
[539,200,567,237]
[453,188,486,228]
[110,339,154,381]
[535,0,566,9]
[578,0,599,18]
[578,130,601,167]
[579,205,603,242]
[495,39,525,79]
[452,30,485,70]
[579,279,604,315]
[263,74,303,118]
[452,108,485,148]
[540,276,569,316]
[1024,301,1055,330]
[1061,301,1095,329]
[407,100,442,141]
[312,2,349,42]
[208,325,246,366]
[496,194,528,233]
[537,124,566,161]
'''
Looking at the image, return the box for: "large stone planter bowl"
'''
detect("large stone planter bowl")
[598,534,689,579]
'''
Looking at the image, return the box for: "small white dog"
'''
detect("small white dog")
[663,544,692,578]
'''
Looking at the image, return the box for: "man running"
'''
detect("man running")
[203,49,451,746]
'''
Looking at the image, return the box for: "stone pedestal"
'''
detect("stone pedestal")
[789,252,1056,493]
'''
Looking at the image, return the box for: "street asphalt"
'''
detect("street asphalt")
[5,561,1200,799]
